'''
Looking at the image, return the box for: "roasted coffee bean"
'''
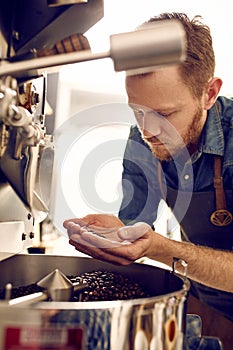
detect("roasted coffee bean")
[0,270,149,302]
[0,283,43,300]
[69,270,149,302]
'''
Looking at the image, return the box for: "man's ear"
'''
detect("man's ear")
[204,77,223,110]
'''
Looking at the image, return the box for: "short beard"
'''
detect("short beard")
[142,105,204,161]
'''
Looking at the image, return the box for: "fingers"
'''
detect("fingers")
[65,222,85,238]
[66,222,130,248]
[63,218,88,228]
[83,225,119,235]
[65,221,151,248]
[70,232,127,249]
[63,214,104,228]
[65,222,121,242]
[68,238,133,265]
[117,222,151,241]
[66,222,134,264]
[63,214,124,230]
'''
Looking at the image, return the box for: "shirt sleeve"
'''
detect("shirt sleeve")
[118,125,162,227]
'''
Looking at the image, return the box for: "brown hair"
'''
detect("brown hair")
[143,12,215,98]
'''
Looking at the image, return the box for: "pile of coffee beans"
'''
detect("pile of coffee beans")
[0,283,43,300]
[0,270,149,302]
[69,270,149,301]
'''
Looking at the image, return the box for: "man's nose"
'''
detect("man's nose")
[141,113,162,137]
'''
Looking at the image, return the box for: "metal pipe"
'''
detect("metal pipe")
[8,291,48,306]
[0,20,186,77]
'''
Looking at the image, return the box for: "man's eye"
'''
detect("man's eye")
[159,112,172,118]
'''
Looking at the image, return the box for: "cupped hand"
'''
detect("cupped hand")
[63,214,154,265]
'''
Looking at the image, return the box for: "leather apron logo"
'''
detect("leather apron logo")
[210,156,233,227]
[210,209,233,226]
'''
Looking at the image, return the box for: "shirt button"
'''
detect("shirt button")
[184,174,190,180]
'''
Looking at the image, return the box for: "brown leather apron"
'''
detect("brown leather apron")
[163,156,233,250]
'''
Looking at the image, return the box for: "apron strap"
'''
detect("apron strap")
[210,155,232,226]
[213,155,226,210]
[158,156,232,227]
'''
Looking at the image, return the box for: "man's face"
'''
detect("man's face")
[126,66,207,161]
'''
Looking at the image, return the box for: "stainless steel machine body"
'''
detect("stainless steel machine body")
[0,0,104,257]
[0,255,189,350]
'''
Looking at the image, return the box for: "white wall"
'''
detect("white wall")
[58,0,233,105]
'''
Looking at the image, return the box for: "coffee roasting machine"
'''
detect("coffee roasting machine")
[0,1,199,349]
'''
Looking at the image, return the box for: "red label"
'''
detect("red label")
[4,326,84,349]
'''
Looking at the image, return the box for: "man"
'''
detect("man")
[64,12,233,346]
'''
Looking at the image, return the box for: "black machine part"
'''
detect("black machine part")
[0,0,103,58]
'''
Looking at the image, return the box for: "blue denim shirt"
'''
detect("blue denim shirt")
[119,96,233,228]
[119,96,233,322]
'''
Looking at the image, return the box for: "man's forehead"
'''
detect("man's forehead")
[125,66,187,107]
[126,65,180,82]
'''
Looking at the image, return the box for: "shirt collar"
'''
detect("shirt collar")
[198,101,224,156]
